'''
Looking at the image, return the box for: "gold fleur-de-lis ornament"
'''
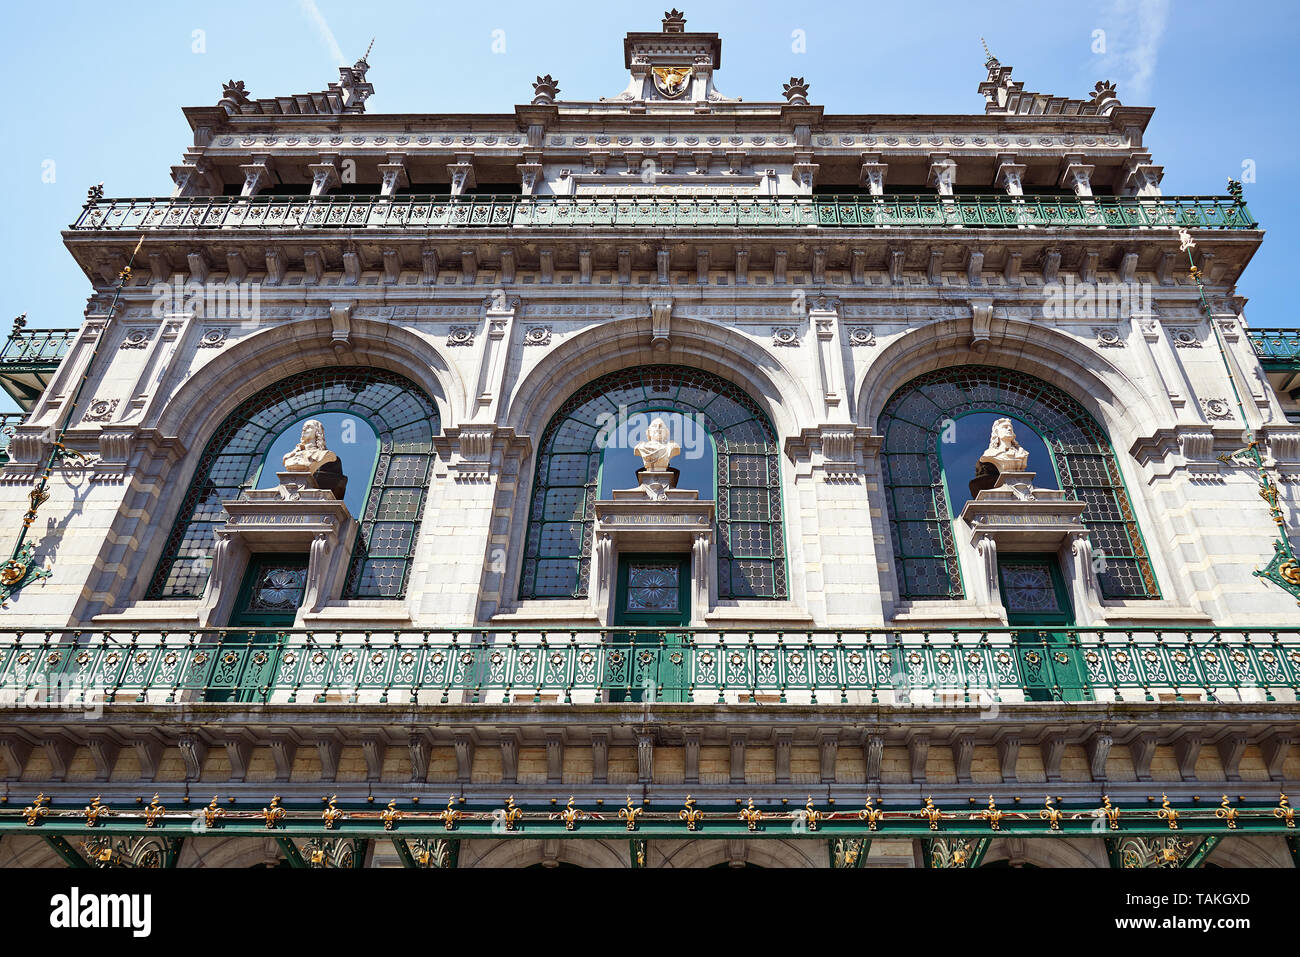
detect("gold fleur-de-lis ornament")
[1040,795,1063,831]
[440,795,461,831]
[1215,795,1238,829]
[262,795,285,829]
[618,796,643,832]
[381,799,402,831]
[1157,794,1179,830]
[1274,793,1295,828]
[859,796,884,831]
[679,795,704,831]
[803,795,823,832]
[23,793,49,827]
[738,797,763,831]
[503,795,524,831]
[560,795,581,831]
[204,796,226,829]
[322,794,345,830]
[920,795,945,831]
[1101,794,1121,830]
[145,793,166,827]
[84,795,111,827]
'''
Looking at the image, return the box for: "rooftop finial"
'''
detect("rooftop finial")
[663,9,686,32]
[361,37,375,64]
[980,37,998,66]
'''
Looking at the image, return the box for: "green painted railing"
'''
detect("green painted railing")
[69,193,1258,232]
[0,328,75,365]
[1248,328,1300,366]
[2,627,1296,705]
[0,413,25,463]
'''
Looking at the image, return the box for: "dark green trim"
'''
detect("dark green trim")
[43,834,91,868]
[274,837,307,868]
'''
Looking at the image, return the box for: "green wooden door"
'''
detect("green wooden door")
[997,555,1091,702]
[610,555,690,703]
[208,555,309,702]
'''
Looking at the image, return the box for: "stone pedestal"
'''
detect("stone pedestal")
[592,483,716,625]
[958,471,1103,624]
[199,481,357,626]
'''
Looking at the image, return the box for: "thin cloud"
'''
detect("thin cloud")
[1099,0,1171,103]
[298,0,346,66]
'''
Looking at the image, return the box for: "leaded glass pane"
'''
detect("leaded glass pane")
[149,367,439,601]
[879,365,1157,600]
[521,364,786,600]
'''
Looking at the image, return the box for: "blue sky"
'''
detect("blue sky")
[1,0,1295,405]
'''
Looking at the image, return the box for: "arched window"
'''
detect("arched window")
[520,364,787,601]
[878,365,1158,601]
[147,367,439,600]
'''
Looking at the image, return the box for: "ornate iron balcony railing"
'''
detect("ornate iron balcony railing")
[69,193,1257,233]
[0,413,25,463]
[1247,328,1300,367]
[2,627,1295,705]
[0,328,75,365]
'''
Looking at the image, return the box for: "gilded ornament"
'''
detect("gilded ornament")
[144,794,166,827]
[803,795,823,831]
[738,797,763,831]
[323,794,345,829]
[858,796,884,831]
[679,795,704,831]
[203,796,226,829]
[1157,794,1179,830]
[440,795,462,831]
[1214,795,1238,829]
[84,795,111,827]
[919,795,945,830]
[560,795,582,831]
[1275,793,1295,828]
[381,799,402,831]
[23,793,49,826]
[1039,795,1063,830]
[1100,795,1121,830]
[974,794,1004,830]
[618,796,642,832]
[262,795,286,829]
[503,795,524,831]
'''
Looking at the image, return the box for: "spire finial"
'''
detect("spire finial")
[981,37,998,66]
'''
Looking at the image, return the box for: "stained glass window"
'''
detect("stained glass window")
[520,365,787,600]
[878,365,1158,600]
[147,367,439,600]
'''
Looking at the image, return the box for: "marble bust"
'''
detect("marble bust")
[978,417,1030,473]
[282,419,348,500]
[633,418,681,471]
[283,420,339,472]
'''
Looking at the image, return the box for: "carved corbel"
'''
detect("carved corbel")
[308,154,342,196]
[378,154,409,196]
[859,153,887,194]
[265,248,286,285]
[239,155,274,197]
[649,296,673,352]
[1059,154,1094,197]
[969,298,994,355]
[995,153,1026,196]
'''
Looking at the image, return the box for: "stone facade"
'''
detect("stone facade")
[0,13,1297,868]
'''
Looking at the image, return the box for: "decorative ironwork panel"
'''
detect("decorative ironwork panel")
[878,365,1158,600]
[147,367,439,600]
[72,194,1259,232]
[627,562,681,611]
[520,364,787,601]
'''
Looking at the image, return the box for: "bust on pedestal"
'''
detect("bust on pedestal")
[281,419,348,501]
[632,417,682,502]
